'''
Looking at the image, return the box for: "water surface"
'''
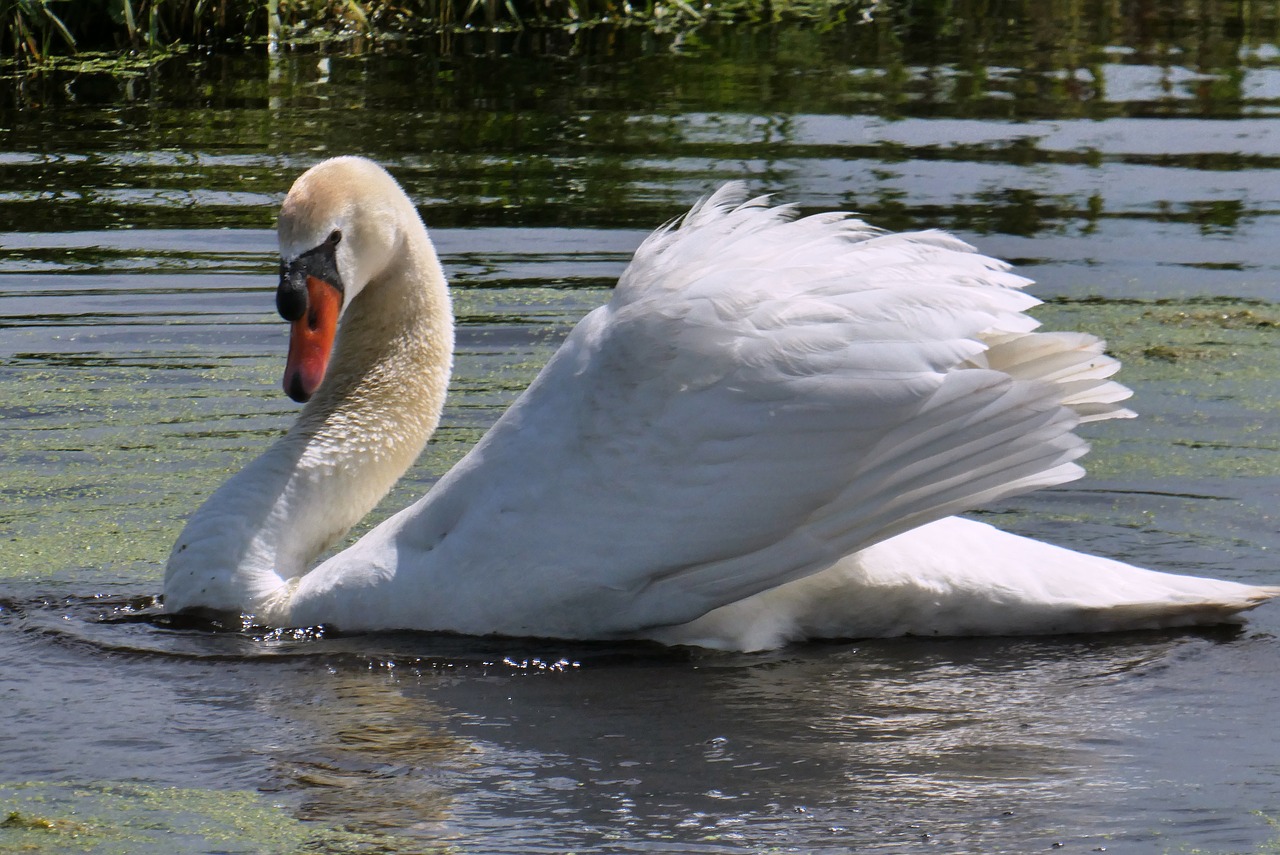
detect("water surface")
[3,7,1280,853]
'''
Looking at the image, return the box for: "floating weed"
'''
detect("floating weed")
[1036,296,1280,384]
[1141,344,1204,363]
[0,46,189,79]
[0,781,434,854]
[0,810,64,830]
[0,359,278,583]
[2,0,876,66]
[1152,307,1280,330]
[1032,296,1280,482]
[1254,812,1280,854]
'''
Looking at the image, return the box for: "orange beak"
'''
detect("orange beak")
[283,275,341,403]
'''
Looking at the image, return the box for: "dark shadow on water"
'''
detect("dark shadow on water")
[3,591,701,668]
[2,589,1253,673]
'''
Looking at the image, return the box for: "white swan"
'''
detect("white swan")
[164,156,1276,651]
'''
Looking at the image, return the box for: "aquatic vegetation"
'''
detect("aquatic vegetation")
[1034,297,1280,482]
[3,46,192,76]
[3,0,1276,70]
[0,0,74,61]
[0,781,441,853]
[0,0,872,65]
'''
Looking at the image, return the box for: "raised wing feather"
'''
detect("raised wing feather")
[293,185,1132,638]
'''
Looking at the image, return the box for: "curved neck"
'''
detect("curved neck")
[164,229,453,616]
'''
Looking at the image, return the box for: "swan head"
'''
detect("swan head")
[275,156,416,402]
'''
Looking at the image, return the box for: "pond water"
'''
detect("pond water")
[3,5,1280,853]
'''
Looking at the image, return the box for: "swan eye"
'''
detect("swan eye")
[327,229,342,246]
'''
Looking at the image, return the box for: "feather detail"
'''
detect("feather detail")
[285,186,1224,642]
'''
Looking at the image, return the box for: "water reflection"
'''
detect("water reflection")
[5,5,1280,233]
[264,671,460,839]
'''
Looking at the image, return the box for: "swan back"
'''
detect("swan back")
[285,185,1133,638]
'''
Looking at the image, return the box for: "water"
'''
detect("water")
[3,7,1280,853]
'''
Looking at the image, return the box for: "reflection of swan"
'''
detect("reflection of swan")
[164,156,1276,650]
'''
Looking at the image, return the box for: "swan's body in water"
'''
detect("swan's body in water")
[164,157,1276,651]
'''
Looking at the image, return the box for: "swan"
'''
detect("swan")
[163,156,1277,651]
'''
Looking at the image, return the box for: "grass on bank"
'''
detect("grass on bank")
[1,0,869,63]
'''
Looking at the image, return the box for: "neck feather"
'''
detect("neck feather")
[164,231,453,617]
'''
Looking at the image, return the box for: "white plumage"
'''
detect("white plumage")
[164,157,1276,650]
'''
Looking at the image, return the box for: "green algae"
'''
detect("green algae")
[0,781,447,854]
[1037,297,1280,373]
[0,286,579,587]
[0,357,284,584]
[1034,297,1280,482]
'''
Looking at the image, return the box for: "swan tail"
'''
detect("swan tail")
[651,518,1278,651]
[1075,586,1279,629]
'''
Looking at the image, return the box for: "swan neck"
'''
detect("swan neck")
[165,225,453,618]
[283,229,455,568]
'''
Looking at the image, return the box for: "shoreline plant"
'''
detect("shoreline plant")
[2,0,870,64]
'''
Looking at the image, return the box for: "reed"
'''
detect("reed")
[3,0,76,60]
[1,0,863,62]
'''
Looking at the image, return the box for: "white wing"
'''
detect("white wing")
[291,185,1134,637]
